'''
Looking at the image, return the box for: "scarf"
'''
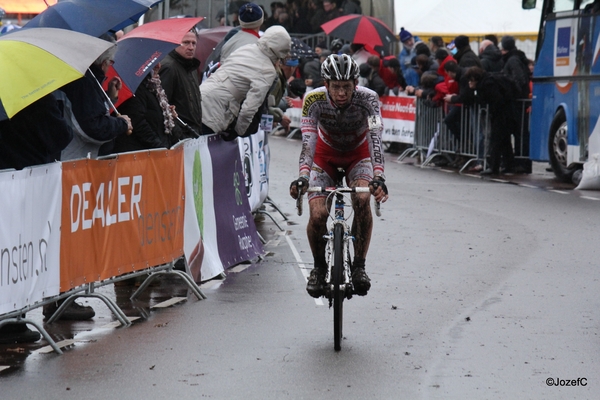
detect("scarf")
[145,73,175,135]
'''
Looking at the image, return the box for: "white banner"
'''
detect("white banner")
[181,137,225,283]
[380,94,416,144]
[0,164,62,315]
[239,129,269,212]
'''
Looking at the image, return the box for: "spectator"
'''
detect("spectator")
[442,60,475,152]
[303,49,325,89]
[500,35,530,99]
[379,57,406,94]
[479,39,503,73]
[0,94,73,343]
[264,1,285,29]
[465,66,518,175]
[59,36,132,160]
[221,3,264,64]
[330,38,344,54]
[113,63,181,153]
[322,0,341,23]
[363,56,387,96]
[200,26,292,139]
[350,43,371,65]
[268,56,299,134]
[160,28,203,138]
[398,28,421,78]
[429,36,444,53]
[288,0,312,34]
[453,35,482,68]
[340,0,361,14]
[500,35,531,161]
[484,34,499,48]
[308,0,327,33]
[314,40,328,56]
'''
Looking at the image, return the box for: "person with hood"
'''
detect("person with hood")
[453,35,482,68]
[479,39,503,72]
[200,25,292,139]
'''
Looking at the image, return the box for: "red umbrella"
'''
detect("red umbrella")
[105,17,204,107]
[321,14,397,48]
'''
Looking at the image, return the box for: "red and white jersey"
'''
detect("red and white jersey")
[299,85,384,177]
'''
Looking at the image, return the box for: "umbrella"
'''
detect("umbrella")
[321,14,397,48]
[106,17,204,107]
[0,27,114,120]
[290,37,317,59]
[195,25,234,70]
[24,0,163,38]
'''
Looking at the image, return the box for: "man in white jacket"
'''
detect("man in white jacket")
[200,25,291,139]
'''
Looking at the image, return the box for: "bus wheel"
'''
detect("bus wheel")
[548,109,577,182]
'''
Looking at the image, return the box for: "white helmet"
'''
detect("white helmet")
[321,54,359,81]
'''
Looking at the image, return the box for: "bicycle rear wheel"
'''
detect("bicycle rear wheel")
[333,223,344,351]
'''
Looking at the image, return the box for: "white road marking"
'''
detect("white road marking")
[285,234,324,306]
[580,196,600,201]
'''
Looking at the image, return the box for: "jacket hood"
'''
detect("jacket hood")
[257,26,291,62]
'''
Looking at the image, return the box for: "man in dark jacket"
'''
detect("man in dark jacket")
[465,66,517,175]
[0,93,73,343]
[479,40,503,72]
[160,29,203,138]
[500,35,531,160]
[453,35,482,68]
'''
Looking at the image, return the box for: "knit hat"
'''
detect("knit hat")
[500,35,516,51]
[399,27,412,43]
[454,35,470,50]
[238,2,264,29]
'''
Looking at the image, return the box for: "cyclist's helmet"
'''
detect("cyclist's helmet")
[321,54,360,81]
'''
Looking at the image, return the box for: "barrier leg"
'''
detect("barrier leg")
[263,196,288,221]
[253,209,284,231]
[130,264,206,301]
[0,318,63,355]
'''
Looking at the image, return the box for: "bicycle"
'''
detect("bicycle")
[296,170,381,351]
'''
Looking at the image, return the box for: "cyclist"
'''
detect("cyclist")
[289,54,389,298]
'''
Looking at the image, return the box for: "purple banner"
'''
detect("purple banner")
[208,139,264,267]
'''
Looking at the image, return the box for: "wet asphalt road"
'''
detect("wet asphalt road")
[1,136,599,399]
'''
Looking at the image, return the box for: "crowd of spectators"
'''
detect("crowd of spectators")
[0,1,536,343]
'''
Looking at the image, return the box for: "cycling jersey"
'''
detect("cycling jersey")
[299,85,384,179]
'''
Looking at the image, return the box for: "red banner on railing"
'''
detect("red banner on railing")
[60,149,185,290]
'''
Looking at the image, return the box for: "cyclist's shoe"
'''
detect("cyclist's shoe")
[306,268,326,298]
[351,267,371,296]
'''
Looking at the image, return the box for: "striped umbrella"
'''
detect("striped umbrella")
[0,28,114,119]
[321,14,397,48]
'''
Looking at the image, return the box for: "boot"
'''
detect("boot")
[0,322,41,344]
[351,258,371,296]
[43,299,95,321]
[306,267,326,298]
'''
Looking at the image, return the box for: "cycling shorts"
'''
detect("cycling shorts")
[308,137,373,201]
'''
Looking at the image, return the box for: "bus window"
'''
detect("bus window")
[553,0,574,12]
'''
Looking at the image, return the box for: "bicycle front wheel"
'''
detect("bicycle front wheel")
[333,223,344,351]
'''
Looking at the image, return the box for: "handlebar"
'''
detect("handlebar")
[296,186,381,216]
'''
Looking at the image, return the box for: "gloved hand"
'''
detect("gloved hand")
[289,176,309,199]
[369,176,388,203]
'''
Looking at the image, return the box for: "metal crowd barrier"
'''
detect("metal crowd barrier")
[399,98,531,173]
[0,260,206,354]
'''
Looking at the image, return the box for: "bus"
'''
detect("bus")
[524,0,600,182]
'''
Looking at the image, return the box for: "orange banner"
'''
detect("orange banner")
[60,148,185,290]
